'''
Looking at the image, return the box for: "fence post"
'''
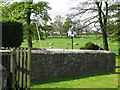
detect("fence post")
[10,49,16,88]
[15,47,19,88]
[27,47,31,88]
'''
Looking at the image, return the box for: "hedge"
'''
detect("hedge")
[2,21,23,47]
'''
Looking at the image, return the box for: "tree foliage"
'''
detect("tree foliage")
[107,2,120,42]
[1,1,51,47]
[70,1,119,50]
[62,17,73,36]
[52,15,64,36]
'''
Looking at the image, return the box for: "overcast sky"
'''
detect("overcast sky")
[40,0,79,18]
[9,0,118,18]
[40,0,78,17]
[11,0,79,19]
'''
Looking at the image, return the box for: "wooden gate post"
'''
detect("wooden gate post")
[1,49,16,89]
[27,47,31,88]
[14,47,31,89]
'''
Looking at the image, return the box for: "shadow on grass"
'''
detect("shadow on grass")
[31,72,118,86]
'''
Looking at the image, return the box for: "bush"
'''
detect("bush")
[80,42,103,50]
[2,21,23,47]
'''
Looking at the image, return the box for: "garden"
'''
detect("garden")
[21,36,119,88]
[1,0,120,89]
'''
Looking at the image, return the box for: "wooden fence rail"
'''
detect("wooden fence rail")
[1,47,31,89]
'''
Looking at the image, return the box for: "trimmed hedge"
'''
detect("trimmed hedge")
[80,42,103,50]
[2,21,23,47]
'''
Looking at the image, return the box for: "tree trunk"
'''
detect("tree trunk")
[102,29,109,50]
[45,30,47,38]
[96,2,109,50]
[118,42,120,56]
[26,1,33,48]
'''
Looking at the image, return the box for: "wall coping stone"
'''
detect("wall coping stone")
[31,48,115,54]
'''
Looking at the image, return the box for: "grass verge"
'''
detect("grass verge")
[31,72,118,88]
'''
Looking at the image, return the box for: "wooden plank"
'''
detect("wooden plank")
[20,48,23,88]
[25,48,28,88]
[16,66,29,74]
[6,48,13,88]
[23,48,27,88]
[10,50,15,88]
[15,47,20,88]
[22,48,24,88]
[27,48,31,88]
[17,48,20,88]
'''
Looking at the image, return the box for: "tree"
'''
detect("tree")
[26,0,33,47]
[70,1,117,50]
[52,15,64,37]
[95,2,109,50]
[1,0,51,47]
[107,2,120,55]
[108,2,120,41]
[62,17,73,36]
[72,19,88,34]
[38,17,52,38]
[41,25,53,38]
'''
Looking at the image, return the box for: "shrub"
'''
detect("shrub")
[80,42,103,50]
[2,21,23,47]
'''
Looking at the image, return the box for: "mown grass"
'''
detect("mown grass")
[31,72,118,88]
[21,36,118,55]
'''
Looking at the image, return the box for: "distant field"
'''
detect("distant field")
[21,36,118,55]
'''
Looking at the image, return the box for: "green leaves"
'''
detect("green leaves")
[107,3,120,42]
[62,17,73,33]
[1,1,52,47]
[1,1,51,23]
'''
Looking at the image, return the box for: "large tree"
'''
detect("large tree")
[62,17,73,36]
[70,1,117,50]
[52,15,64,37]
[95,2,109,50]
[1,0,51,47]
[107,2,120,55]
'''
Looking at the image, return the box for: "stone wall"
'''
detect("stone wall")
[31,49,115,80]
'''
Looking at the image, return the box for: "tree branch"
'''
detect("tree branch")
[83,20,98,29]
[82,15,98,24]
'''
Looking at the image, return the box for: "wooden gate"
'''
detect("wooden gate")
[1,47,31,89]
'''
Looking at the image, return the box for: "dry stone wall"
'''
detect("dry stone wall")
[31,49,115,79]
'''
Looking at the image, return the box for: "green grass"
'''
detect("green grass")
[31,72,118,88]
[21,37,118,55]
[20,37,119,88]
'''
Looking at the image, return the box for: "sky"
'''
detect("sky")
[6,0,118,19]
[40,0,79,18]
[9,0,80,19]
[43,0,76,16]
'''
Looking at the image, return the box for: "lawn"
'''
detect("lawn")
[21,36,119,88]
[21,36,119,55]
[31,72,118,88]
